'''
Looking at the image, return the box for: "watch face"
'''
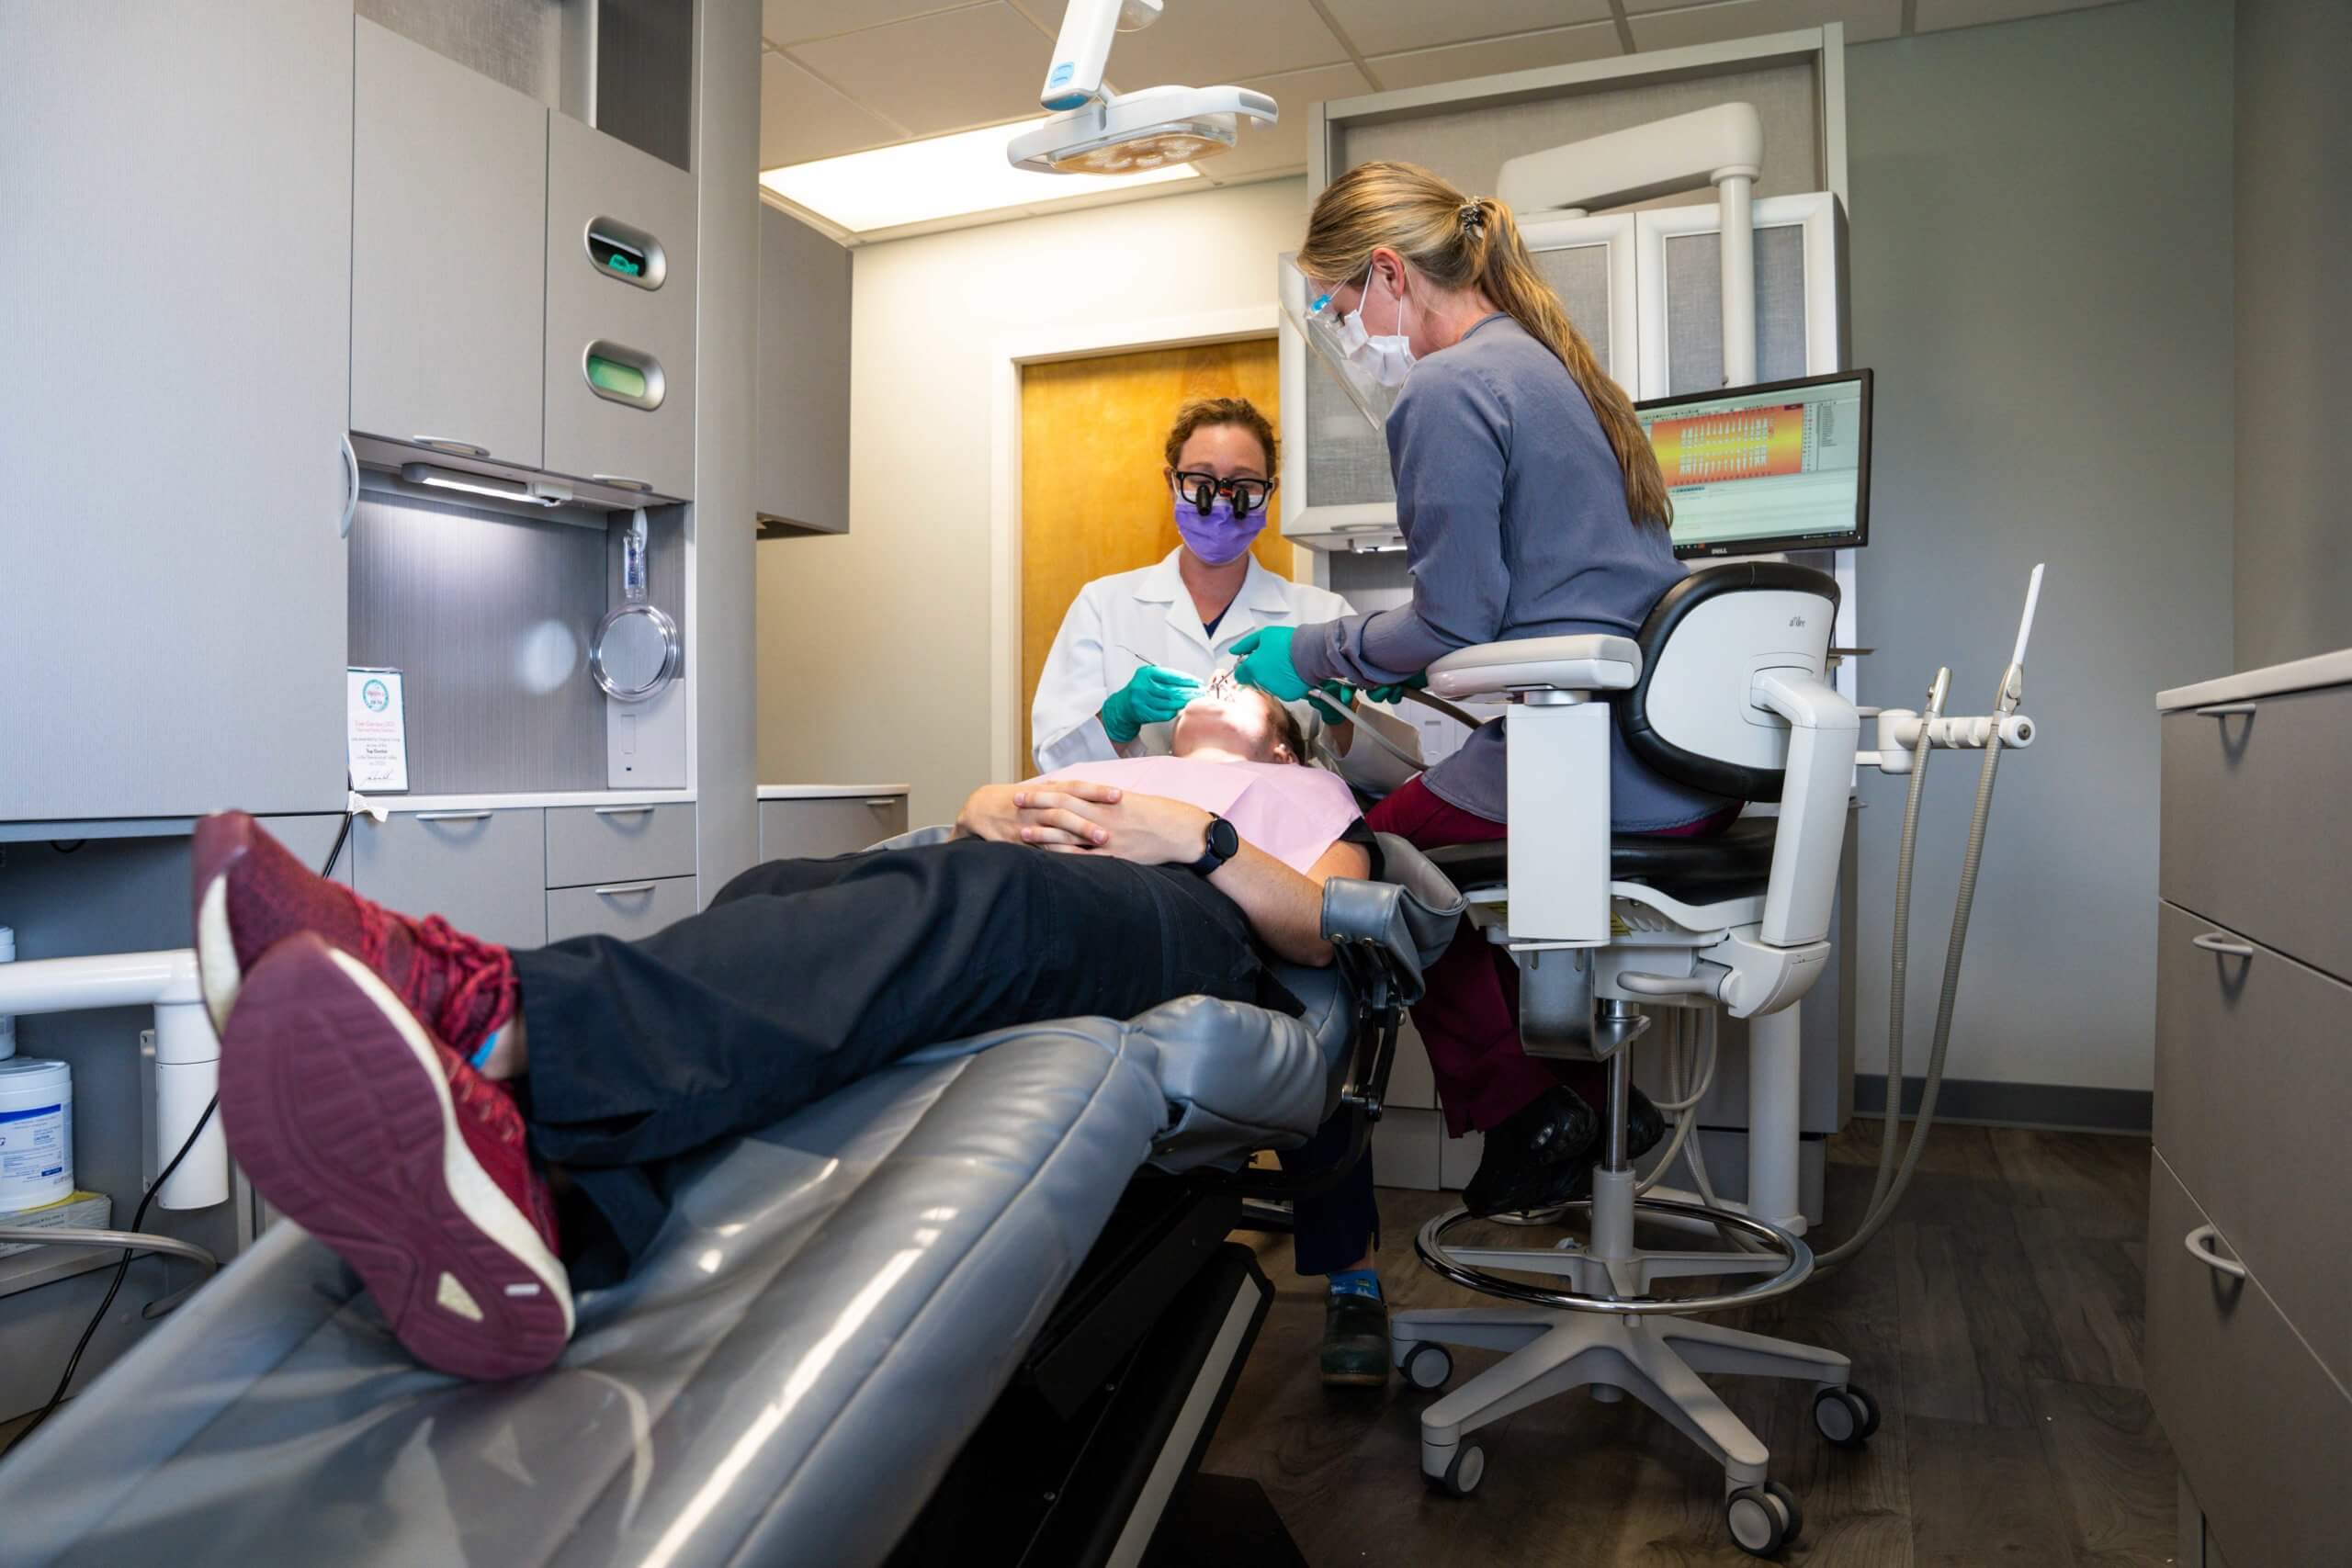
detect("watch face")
[1207,817,1239,859]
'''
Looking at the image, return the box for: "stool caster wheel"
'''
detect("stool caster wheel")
[1726,1481,1801,1556]
[1401,1343,1453,1391]
[1427,1445,1485,1499]
[1813,1383,1881,1447]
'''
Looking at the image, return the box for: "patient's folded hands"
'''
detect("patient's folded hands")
[955,779,1123,849]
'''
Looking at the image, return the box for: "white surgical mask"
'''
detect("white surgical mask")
[1348,261,1417,389]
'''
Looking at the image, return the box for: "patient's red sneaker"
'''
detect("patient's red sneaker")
[193,809,514,1057]
[219,932,571,1381]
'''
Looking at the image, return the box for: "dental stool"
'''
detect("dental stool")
[1388,563,1876,1560]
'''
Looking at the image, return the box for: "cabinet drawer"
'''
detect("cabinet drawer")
[2154,901,2352,1383]
[2161,684,2352,978]
[543,112,697,500]
[759,795,909,861]
[353,810,547,949]
[545,803,695,888]
[2144,1150,2351,1568]
[546,874,698,944]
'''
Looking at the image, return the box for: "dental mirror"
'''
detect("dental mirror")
[591,508,681,703]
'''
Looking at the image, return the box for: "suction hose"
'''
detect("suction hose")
[1869,718,1938,1215]
[1815,728,2007,1269]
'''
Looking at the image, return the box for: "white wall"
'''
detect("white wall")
[1846,0,2235,1094]
[757,177,1308,825]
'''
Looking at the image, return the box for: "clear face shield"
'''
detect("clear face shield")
[1280,254,1411,434]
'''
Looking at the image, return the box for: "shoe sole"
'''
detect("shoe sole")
[219,941,571,1381]
[1321,1369,1390,1388]
[196,869,240,1036]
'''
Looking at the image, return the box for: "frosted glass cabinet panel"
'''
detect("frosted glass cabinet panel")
[1634,193,1847,399]
[1279,214,1635,548]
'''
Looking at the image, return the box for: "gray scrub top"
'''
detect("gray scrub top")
[1290,314,1729,830]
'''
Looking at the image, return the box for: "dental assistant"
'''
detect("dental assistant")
[1232,162,1733,1218]
[1029,396,1398,1387]
[1030,398,1413,792]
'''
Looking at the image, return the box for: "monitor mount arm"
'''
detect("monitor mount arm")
[1495,103,1765,386]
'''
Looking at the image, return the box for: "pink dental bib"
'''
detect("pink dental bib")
[1020,757,1363,875]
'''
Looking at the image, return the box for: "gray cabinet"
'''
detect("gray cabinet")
[756,203,853,533]
[351,20,548,471]
[354,810,548,949]
[759,795,908,860]
[544,113,697,500]
[0,1,352,821]
[2150,664,2352,1568]
[547,874,698,943]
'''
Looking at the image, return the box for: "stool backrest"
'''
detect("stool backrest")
[1611,562,1841,804]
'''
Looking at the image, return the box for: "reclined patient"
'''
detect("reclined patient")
[193,683,1375,1381]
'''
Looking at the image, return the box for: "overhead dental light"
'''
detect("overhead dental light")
[1005,0,1277,175]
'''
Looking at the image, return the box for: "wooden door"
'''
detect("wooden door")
[1019,336,1287,763]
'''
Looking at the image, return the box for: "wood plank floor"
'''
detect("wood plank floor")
[1199,1124,2175,1567]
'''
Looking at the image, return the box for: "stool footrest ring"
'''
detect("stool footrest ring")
[1414,1197,1815,1314]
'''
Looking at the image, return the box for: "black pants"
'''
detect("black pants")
[511,839,1374,1278]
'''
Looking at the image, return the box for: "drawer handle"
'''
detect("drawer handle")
[2183,1224,2247,1280]
[593,474,654,493]
[414,810,493,823]
[863,798,901,808]
[594,806,654,818]
[2193,702,2257,717]
[594,882,658,897]
[2191,932,2255,959]
[412,435,491,459]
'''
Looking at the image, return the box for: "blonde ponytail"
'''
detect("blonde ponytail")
[1299,163,1671,530]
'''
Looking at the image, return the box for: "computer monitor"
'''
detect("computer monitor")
[1634,369,1872,558]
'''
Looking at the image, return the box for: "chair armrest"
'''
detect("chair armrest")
[1319,836,1465,1007]
[1428,635,1642,701]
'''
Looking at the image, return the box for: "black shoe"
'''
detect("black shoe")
[1623,1086,1665,1165]
[1320,1290,1390,1387]
[1462,1087,1599,1217]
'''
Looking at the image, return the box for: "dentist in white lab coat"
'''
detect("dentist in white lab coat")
[1030,397,1417,790]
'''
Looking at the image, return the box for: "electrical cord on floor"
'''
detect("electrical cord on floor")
[2,807,357,1462]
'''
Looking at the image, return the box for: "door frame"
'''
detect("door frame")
[989,305,1280,781]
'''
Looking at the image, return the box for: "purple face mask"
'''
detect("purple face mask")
[1173,491,1267,566]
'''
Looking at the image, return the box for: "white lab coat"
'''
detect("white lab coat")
[1031,548,1419,791]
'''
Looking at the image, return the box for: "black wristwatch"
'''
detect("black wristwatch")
[1187,813,1239,876]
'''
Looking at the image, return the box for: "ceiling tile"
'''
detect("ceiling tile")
[1106,0,1353,87]
[1627,0,1902,45]
[1366,22,1622,93]
[788,3,1056,138]
[1200,62,1374,181]
[761,49,906,166]
[763,0,985,49]
[1914,0,2115,31]
[1320,0,1614,59]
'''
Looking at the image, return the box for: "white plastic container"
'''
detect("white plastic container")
[0,1056,74,1213]
[0,925,15,1059]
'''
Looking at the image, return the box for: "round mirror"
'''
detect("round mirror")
[590,603,681,702]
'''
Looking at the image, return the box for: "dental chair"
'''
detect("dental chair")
[1388,561,1873,1560]
[0,832,1461,1568]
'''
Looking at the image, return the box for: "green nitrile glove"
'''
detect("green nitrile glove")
[1101,664,1203,743]
[1229,626,1311,703]
[1363,671,1430,705]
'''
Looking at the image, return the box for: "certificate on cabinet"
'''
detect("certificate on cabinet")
[346,667,410,793]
